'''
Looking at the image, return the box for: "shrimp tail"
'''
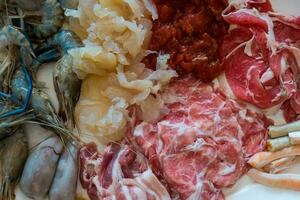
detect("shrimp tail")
[33,30,82,129]
[54,76,75,129]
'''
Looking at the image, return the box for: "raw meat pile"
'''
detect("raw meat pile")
[143,0,228,82]
[220,0,300,122]
[79,142,171,200]
[130,76,270,199]
[80,76,270,200]
[78,0,300,199]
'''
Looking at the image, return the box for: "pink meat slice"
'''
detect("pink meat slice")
[132,75,269,199]
[79,142,171,200]
[220,0,300,122]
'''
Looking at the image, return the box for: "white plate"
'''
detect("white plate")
[16,0,300,199]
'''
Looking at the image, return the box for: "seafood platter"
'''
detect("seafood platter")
[0,0,300,199]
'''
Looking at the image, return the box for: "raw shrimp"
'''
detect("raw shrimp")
[10,64,78,142]
[53,54,81,129]
[0,63,32,119]
[0,127,28,200]
[0,25,34,118]
[0,25,74,139]
[0,25,34,61]
[24,0,64,39]
[20,135,63,199]
[49,142,78,200]
[33,30,82,129]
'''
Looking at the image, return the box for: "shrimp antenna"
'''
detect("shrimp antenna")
[0,110,34,129]
[25,119,82,145]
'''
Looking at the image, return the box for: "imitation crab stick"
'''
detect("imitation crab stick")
[267,132,300,151]
[290,132,300,144]
[263,156,296,174]
[248,168,300,191]
[267,136,290,152]
[248,145,300,168]
[268,120,300,138]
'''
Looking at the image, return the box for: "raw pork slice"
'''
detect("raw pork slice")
[220,0,300,122]
[79,142,171,200]
[130,75,270,199]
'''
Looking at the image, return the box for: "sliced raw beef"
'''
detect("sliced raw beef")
[79,142,171,200]
[220,0,300,122]
[130,75,270,200]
